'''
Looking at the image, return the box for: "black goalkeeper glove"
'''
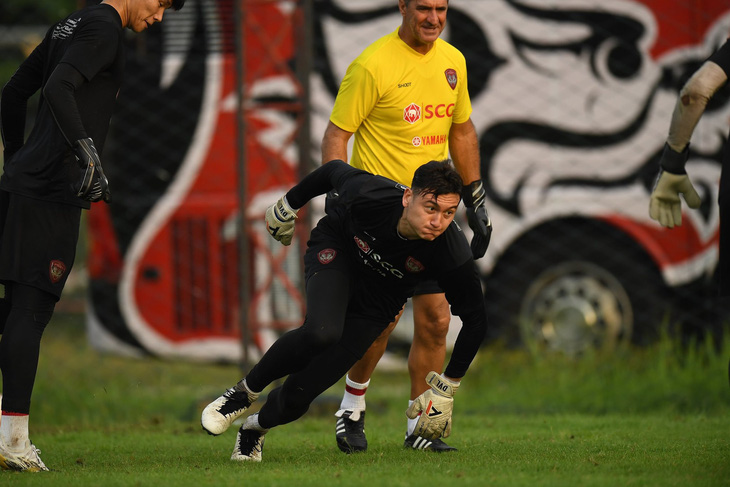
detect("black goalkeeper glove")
[461,180,492,259]
[73,138,111,203]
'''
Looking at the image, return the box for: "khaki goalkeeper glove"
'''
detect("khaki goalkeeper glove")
[649,143,701,228]
[406,371,459,440]
[649,171,701,228]
[265,196,298,245]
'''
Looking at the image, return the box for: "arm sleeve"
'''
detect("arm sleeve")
[452,55,473,125]
[665,40,730,151]
[61,21,121,82]
[42,63,88,145]
[708,39,730,77]
[1,39,47,158]
[42,21,122,146]
[329,61,380,133]
[285,160,365,208]
[438,261,488,379]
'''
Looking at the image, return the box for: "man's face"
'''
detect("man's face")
[399,0,448,51]
[401,189,460,241]
[128,0,173,32]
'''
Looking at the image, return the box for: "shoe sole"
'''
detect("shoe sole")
[336,437,367,454]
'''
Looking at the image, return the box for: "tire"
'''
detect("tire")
[484,218,672,354]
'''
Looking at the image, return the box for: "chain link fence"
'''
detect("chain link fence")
[2,0,728,360]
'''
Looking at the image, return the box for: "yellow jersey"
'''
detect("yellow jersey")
[330,28,472,186]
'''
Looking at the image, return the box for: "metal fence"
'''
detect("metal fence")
[2,0,728,361]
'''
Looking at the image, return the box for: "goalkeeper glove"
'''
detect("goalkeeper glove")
[265,196,298,245]
[73,138,111,203]
[461,180,492,259]
[649,144,701,228]
[406,371,460,440]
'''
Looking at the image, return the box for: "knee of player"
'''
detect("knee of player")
[415,313,451,338]
[299,325,342,352]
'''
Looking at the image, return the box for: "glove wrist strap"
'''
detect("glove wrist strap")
[461,180,485,208]
[660,142,689,175]
[425,371,459,397]
[277,196,299,220]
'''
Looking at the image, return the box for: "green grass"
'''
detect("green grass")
[2,312,729,486]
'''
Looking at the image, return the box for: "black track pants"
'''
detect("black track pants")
[0,283,56,414]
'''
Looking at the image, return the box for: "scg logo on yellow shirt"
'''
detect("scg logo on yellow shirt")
[403,103,455,124]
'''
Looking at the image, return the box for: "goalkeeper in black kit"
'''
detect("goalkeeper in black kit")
[0,0,185,472]
[201,159,488,462]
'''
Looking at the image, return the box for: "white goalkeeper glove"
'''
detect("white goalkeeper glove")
[406,371,459,440]
[265,196,298,245]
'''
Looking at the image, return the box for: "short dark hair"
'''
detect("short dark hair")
[411,160,462,200]
[172,0,185,10]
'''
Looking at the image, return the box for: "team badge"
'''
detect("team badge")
[49,260,67,283]
[403,103,421,124]
[318,248,337,264]
[445,68,457,90]
[405,256,425,273]
[354,236,371,254]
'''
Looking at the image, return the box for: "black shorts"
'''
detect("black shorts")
[0,191,82,299]
[412,278,443,296]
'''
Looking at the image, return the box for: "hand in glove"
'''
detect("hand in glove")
[406,371,460,440]
[461,180,492,259]
[265,196,298,245]
[73,138,111,203]
[649,144,701,228]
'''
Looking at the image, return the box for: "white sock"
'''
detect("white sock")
[338,375,369,411]
[406,400,418,436]
[242,413,268,432]
[235,378,255,393]
[0,412,29,450]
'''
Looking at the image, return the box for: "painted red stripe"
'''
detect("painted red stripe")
[1,411,29,417]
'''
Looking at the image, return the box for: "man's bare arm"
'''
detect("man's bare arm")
[321,121,354,164]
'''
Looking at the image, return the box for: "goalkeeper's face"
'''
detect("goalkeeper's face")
[126,0,175,32]
[399,189,460,241]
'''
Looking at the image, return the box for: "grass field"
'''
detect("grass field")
[2,311,729,486]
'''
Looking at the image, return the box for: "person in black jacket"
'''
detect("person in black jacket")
[201,159,488,462]
[0,0,184,472]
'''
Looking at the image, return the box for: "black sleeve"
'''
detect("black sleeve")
[285,160,367,208]
[60,21,121,82]
[42,63,88,145]
[0,39,47,159]
[708,39,730,77]
[438,260,488,379]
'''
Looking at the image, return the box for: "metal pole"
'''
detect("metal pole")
[234,0,251,369]
[296,0,314,234]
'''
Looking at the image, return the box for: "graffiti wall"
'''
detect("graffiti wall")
[88,0,730,359]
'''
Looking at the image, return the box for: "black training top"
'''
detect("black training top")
[287,160,488,378]
[0,4,124,208]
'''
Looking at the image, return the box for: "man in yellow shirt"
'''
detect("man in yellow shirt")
[321,0,490,452]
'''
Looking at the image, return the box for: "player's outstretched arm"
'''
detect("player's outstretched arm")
[649,61,726,227]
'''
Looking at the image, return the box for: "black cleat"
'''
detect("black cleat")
[404,434,457,452]
[335,409,367,453]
